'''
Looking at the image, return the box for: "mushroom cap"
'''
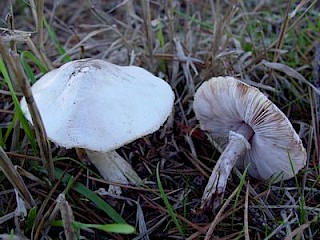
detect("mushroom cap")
[20,59,174,152]
[193,76,306,181]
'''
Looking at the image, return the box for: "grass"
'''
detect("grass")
[0,0,319,239]
[156,162,185,237]
[0,57,37,152]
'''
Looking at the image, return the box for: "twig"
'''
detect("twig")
[32,179,60,240]
[283,215,318,240]
[234,168,275,221]
[28,0,38,28]
[7,2,16,52]
[58,194,77,240]
[204,186,240,240]
[141,0,154,69]
[36,0,44,51]
[313,43,320,165]
[0,146,36,208]
[34,0,52,69]
[273,0,292,62]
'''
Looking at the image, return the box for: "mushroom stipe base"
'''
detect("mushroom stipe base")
[201,124,254,209]
[85,149,143,195]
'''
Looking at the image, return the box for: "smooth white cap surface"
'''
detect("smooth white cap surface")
[20,59,174,151]
[193,76,307,182]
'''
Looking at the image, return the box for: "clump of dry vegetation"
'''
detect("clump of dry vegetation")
[0,0,319,239]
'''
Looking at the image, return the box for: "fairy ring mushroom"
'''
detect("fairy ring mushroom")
[20,58,174,195]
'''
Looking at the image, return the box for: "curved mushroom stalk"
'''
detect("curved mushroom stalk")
[194,77,306,210]
[201,124,253,209]
[85,149,142,195]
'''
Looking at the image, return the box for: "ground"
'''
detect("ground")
[0,0,319,239]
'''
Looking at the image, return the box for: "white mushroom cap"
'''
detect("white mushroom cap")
[20,59,174,152]
[193,76,306,182]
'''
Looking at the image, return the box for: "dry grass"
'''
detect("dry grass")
[0,0,320,239]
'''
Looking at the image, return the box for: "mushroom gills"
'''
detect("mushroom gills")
[85,149,142,195]
[194,76,307,210]
[201,123,254,209]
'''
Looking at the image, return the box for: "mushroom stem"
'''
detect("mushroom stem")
[85,149,142,195]
[201,124,254,209]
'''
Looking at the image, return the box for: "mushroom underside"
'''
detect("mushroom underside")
[85,149,142,195]
[194,76,307,210]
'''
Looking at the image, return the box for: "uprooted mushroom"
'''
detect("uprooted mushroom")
[193,76,307,209]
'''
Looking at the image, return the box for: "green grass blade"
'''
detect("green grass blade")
[54,168,126,224]
[174,10,214,30]
[52,220,135,234]
[0,125,4,147]
[156,163,185,237]
[54,157,101,179]
[43,19,71,63]
[20,51,49,84]
[288,152,307,224]
[288,152,301,194]
[4,111,18,144]
[155,21,166,72]
[75,222,135,234]
[0,58,37,152]
[25,207,37,233]
[232,165,249,228]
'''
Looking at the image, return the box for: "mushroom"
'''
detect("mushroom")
[193,76,307,209]
[20,59,174,195]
